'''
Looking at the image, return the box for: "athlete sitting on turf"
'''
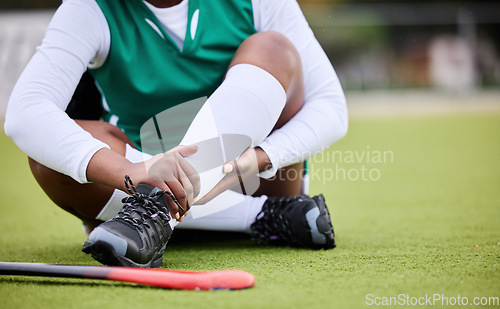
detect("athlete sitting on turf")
[5,0,348,268]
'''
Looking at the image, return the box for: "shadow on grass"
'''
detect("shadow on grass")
[163,229,318,270]
[169,230,252,247]
[168,229,315,253]
[0,276,142,289]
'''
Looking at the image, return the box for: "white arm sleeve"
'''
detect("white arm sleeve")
[252,0,348,176]
[4,0,111,183]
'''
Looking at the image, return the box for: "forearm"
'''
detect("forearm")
[255,146,272,173]
[258,97,348,172]
[86,147,139,192]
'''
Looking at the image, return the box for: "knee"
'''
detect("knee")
[250,31,296,52]
[233,31,302,89]
[75,120,121,138]
[75,120,131,154]
[28,157,73,187]
[28,157,49,180]
[28,157,43,179]
[249,31,300,69]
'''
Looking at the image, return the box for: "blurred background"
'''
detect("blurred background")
[0,0,499,120]
[300,0,500,92]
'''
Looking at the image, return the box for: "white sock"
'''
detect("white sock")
[181,63,286,146]
[180,64,286,211]
[177,191,267,233]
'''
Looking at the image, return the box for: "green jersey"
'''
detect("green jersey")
[89,0,256,149]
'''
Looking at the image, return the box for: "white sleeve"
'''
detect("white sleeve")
[252,0,348,176]
[3,0,111,183]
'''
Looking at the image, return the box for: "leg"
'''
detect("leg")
[229,31,304,131]
[202,32,335,249]
[254,162,305,197]
[29,120,133,231]
[229,31,306,197]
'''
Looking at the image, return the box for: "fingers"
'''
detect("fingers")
[169,145,198,157]
[178,168,194,208]
[194,171,238,205]
[163,180,187,219]
[170,161,195,209]
[173,146,200,197]
[158,182,189,222]
[221,147,257,175]
[129,160,192,221]
[178,210,189,222]
[166,153,199,207]
[178,155,200,198]
[151,181,182,220]
[165,146,200,198]
[196,148,260,205]
[222,162,234,174]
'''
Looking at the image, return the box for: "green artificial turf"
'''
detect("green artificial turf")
[0,113,499,309]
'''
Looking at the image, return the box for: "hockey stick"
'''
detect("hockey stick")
[0,262,255,290]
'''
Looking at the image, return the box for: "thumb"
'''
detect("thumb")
[222,161,234,174]
[176,145,198,157]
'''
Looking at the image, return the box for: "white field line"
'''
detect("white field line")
[346,90,500,118]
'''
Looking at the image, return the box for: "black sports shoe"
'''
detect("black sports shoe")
[82,176,177,268]
[250,194,336,250]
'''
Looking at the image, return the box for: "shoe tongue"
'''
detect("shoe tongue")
[134,184,170,213]
[135,183,156,195]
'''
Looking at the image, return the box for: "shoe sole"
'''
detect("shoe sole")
[82,240,163,268]
[312,194,336,249]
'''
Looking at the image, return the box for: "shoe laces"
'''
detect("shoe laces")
[116,175,178,233]
[251,196,304,246]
